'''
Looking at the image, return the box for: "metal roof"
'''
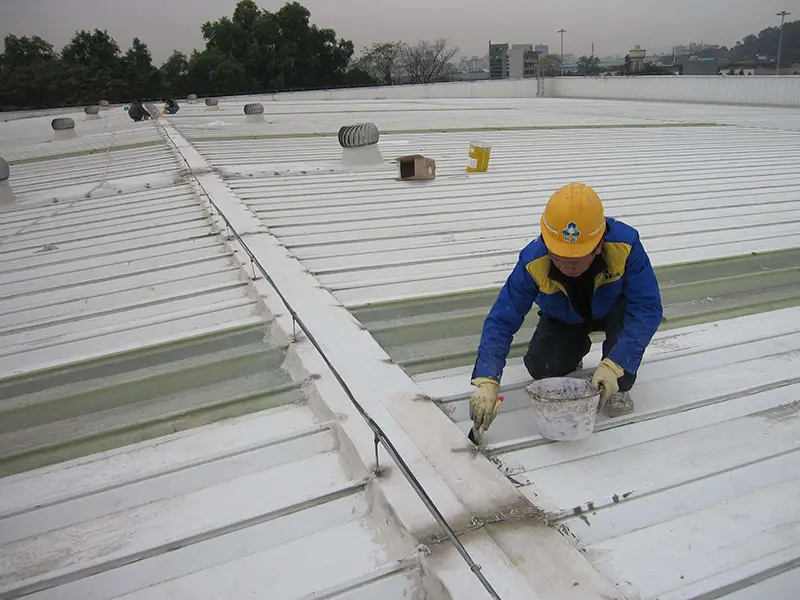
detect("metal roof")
[2,92,799,599]
[0,107,435,599]
[169,95,800,599]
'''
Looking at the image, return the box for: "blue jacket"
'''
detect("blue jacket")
[472,218,663,382]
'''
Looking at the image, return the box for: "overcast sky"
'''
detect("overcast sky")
[1,0,797,63]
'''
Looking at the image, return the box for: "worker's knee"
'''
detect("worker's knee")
[523,349,581,380]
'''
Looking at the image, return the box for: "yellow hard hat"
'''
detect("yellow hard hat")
[540,183,606,258]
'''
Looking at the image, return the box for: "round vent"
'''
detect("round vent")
[99,100,110,107]
[0,157,9,182]
[244,103,264,115]
[205,98,219,106]
[52,118,76,131]
[187,93,198,101]
[338,123,380,148]
[85,105,100,115]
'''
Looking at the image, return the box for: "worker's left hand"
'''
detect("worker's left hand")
[591,358,625,408]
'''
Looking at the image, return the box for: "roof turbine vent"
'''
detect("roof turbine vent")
[244,103,265,123]
[187,93,198,103]
[205,98,220,111]
[0,156,16,205]
[338,123,382,166]
[99,100,110,109]
[338,123,380,148]
[85,105,101,120]
[52,117,77,140]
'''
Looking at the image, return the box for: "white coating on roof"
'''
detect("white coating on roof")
[169,94,799,598]
[2,90,799,599]
[419,307,800,599]
[0,112,259,378]
[176,106,800,308]
[0,108,436,599]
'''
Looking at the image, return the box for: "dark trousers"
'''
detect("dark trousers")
[523,300,636,392]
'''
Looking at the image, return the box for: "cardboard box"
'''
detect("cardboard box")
[398,155,436,181]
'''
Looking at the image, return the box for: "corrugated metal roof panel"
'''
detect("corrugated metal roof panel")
[186,95,800,598]
[418,307,800,599]
[6,93,799,599]
[215,126,800,309]
[0,405,422,599]
[0,107,447,600]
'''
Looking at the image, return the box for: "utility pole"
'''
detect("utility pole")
[558,29,567,76]
[777,11,790,74]
[591,41,595,59]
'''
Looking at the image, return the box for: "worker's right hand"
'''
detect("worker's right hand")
[469,378,500,431]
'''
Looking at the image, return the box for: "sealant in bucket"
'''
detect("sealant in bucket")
[466,141,492,173]
[525,378,600,441]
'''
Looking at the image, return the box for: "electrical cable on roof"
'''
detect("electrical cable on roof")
[156,120,503,600]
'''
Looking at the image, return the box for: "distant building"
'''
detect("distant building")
[535,44,549,57]
[508,44,540,79]
[490,41,545,79]
[489,43,509,79]
[628,45,647,72]
[450,70,491,81]
[673,42,721,56]
[561,54,579,75]
[681,56,719,75]
[457,55,489,72]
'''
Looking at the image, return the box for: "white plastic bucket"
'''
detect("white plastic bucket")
[525,378,600,441]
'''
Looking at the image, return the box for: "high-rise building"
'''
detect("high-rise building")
[508,44,540,79]
[491,42,545,79]
[489,43,509,79]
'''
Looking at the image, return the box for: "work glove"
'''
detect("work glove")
[469,378,500,431]
[591,358,625,409]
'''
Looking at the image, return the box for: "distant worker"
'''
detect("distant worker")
[163,98,180,114]
[469,182,663,434]
[127,100,151,122]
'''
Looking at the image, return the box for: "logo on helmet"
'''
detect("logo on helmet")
[562,222,581,243]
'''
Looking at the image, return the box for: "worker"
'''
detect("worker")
[127,100,152,122]
[163,98,180,114]
[470,182,663,434]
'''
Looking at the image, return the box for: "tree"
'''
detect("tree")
[61,29,121,70]
[729,21,800,64]
[59,29,124,101]
[399,39,458,84]
[196,0,353,91]
[536,54,562,77]
[0,34,60,109]
[354,42,404,85]
[0,35,56,69]
[160,51,190,97]
[342,67,379,87]
[577,55,601,76]
[121,38,161,99]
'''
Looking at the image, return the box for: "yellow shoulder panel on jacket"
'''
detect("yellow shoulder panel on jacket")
[595,242,632,288]
[526,255,564,295]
